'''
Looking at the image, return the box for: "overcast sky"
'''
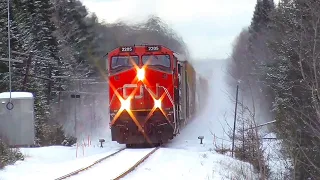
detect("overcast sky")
[80,0,279,60]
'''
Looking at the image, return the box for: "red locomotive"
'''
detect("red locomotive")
[107,45,197,147]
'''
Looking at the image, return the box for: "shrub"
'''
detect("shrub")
[0,139,24,169]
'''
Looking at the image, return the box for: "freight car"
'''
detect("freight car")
[107,45,197,147]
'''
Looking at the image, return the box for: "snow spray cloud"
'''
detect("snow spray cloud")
[189,59,236,147]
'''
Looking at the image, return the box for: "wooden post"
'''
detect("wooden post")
[47,64,52,105]
[22,52,32,91]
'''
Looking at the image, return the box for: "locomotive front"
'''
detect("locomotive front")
[107,45,177,147]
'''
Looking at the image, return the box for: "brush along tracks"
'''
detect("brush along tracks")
[54,146,160,180]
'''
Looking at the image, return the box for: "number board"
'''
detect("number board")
[119,46,134,52]
[146,45,161,52]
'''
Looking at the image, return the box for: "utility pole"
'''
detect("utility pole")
[232,84,239,158]
[241,93,245,159]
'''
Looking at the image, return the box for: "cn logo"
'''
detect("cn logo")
[123,84,159,99]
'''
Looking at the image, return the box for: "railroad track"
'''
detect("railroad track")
[54,146,160,180]
[112,147,159,180]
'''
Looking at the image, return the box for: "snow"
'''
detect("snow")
[0,143,124,180]
[173,52,187,61]
[123,148,256,180]
[0,92,34,99]
[0,59,278,180]
[0,142,257,180]
[262,133,290,179]
[68,148,158,180]
[191,59,235,147]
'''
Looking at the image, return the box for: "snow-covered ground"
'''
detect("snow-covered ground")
[0,143,124,180]
[0,142,256,180]
[0,59,273,180]
[122,147,255,180]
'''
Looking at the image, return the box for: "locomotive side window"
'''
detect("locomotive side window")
[142,54,171,68]
[111,56,139,69]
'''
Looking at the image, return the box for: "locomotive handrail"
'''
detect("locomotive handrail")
[158,86,174,106]
[173,104,177,134]
[158,85,177,133]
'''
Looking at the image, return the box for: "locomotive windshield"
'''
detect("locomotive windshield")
[142,54,171,68]
[111,56,139,69]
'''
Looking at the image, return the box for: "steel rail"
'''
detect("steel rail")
[112,146,160,180]
[54,148,126,180]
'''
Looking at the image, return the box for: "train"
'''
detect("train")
[107,44,197,147]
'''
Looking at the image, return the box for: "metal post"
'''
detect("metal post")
[71,94,80,138]
[232,84,239,158]
[7,0,13,104]
[74,96,77,138]
[91,95,95,137]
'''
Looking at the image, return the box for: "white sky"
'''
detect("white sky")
[80,0,280,60]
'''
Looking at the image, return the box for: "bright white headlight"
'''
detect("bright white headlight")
[121,98,131,110]
[154,99,161,108]
[137,68,145,81]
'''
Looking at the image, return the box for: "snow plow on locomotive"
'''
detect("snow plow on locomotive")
[107,45,197,147]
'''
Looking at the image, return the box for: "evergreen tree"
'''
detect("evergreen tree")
[18,0,67,145]
[10,0,33,91]
[0,0,26,91]
[249,0,275,35]
[0,1,8,91]
[243,0,320,178]
[267,1,320,178]
[248,0,275,63]
[54,0,96,78]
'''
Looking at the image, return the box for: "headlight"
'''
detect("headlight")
[121,98,131,110]
[137,68,145,81]
[154,99,161,108]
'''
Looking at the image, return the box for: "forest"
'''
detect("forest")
[0,0,188,168]
[228,0,320,179]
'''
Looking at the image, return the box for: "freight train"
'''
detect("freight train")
[107,45,197,147]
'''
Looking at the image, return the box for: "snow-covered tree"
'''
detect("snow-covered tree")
[228,0,320,178]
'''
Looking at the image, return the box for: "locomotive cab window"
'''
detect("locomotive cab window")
[142,54,171,68]
[111,56,139,70]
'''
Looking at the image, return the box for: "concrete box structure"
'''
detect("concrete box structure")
[0,92,35,147]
